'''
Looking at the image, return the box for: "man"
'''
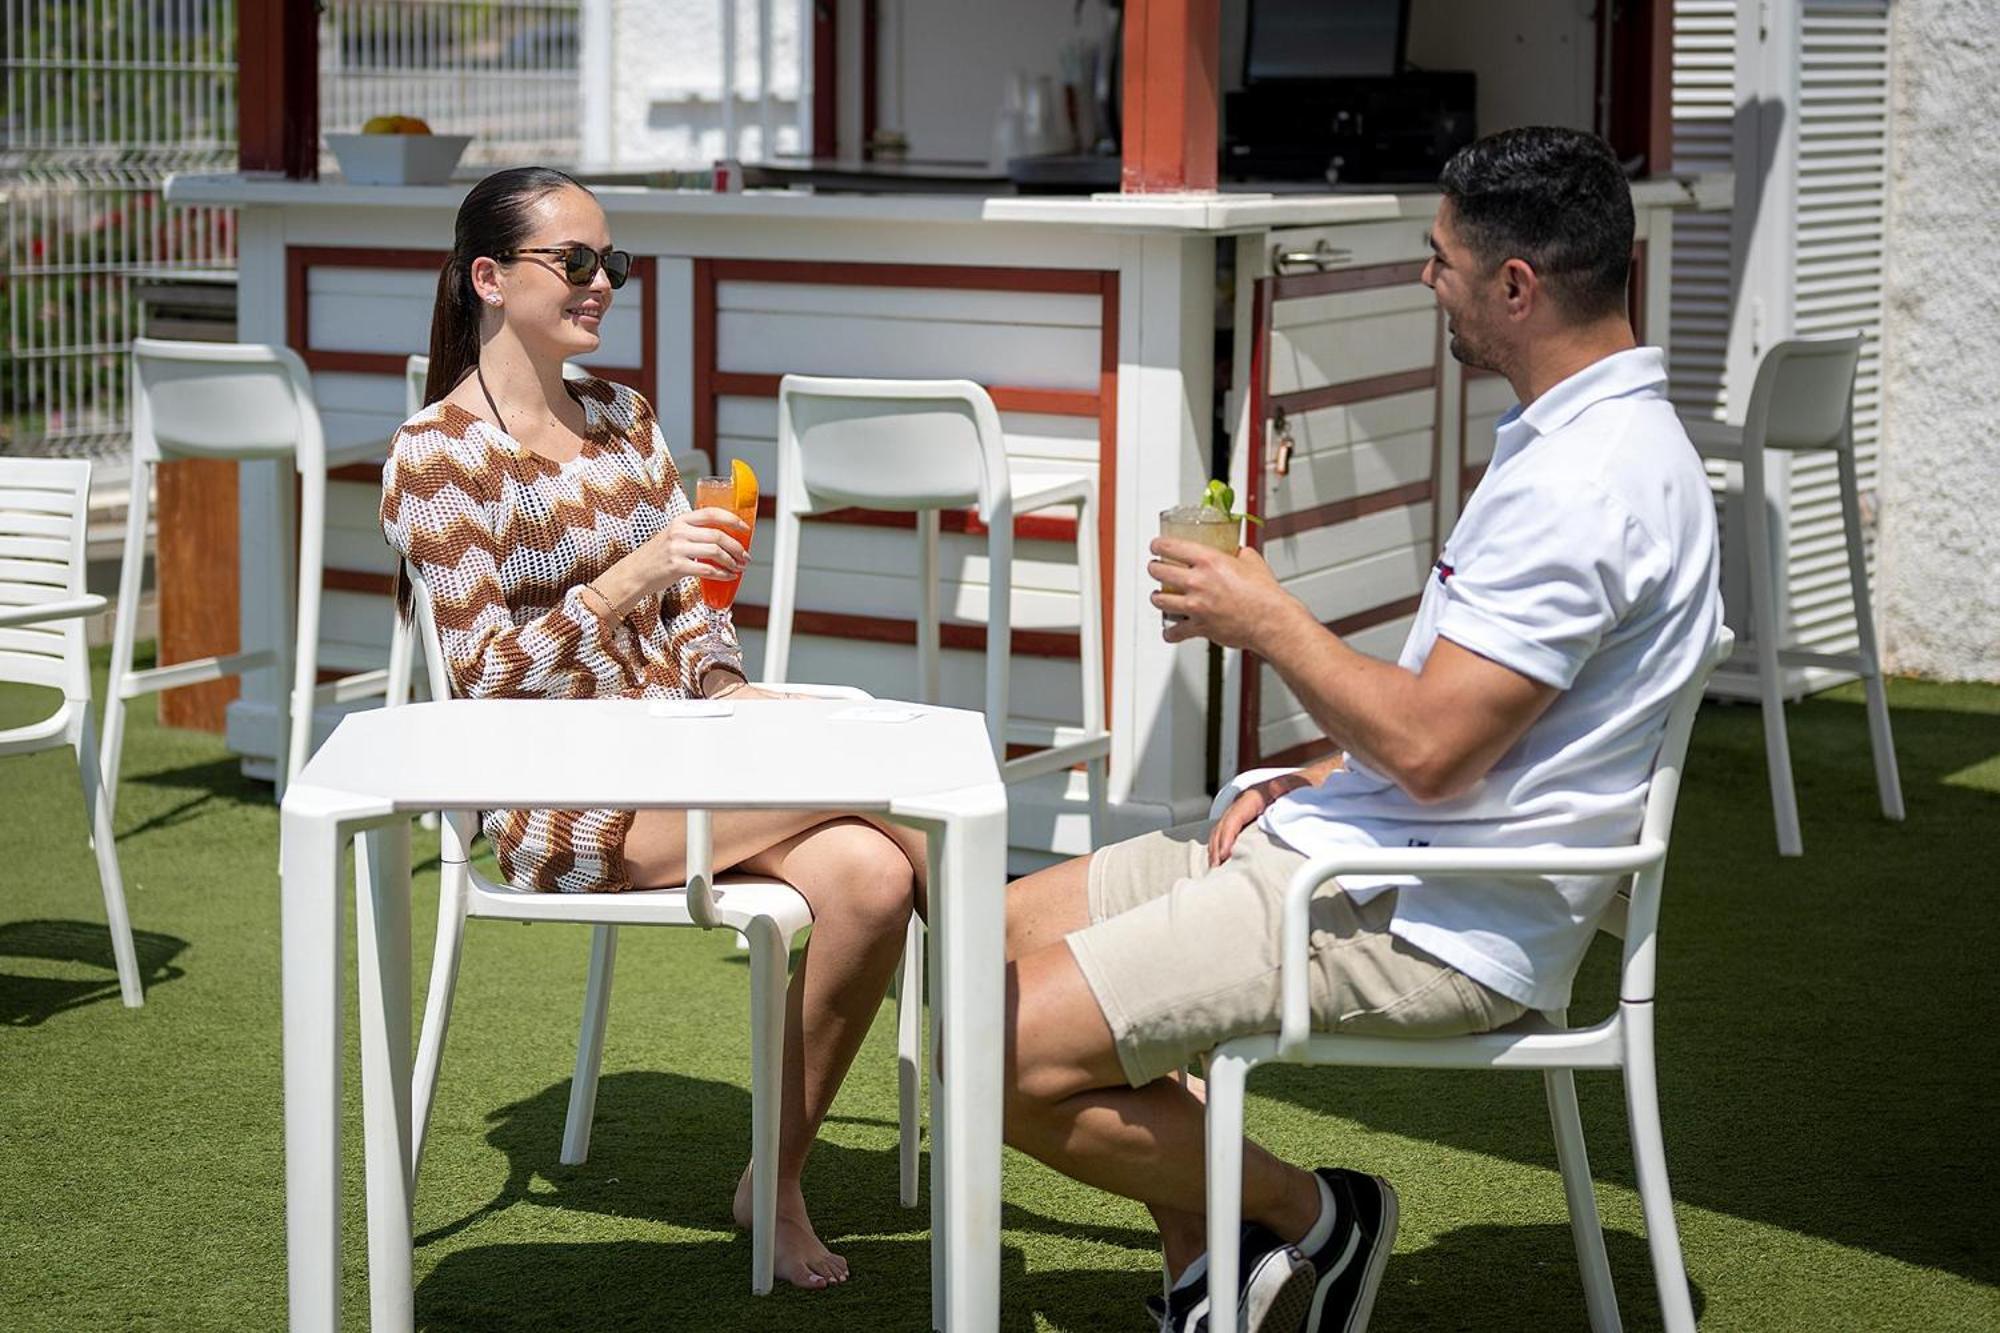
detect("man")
[1001,126,1723,1332]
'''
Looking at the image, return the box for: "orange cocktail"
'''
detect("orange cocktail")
[696,460,759,610]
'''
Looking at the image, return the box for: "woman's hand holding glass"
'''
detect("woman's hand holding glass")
[590,508,750,616]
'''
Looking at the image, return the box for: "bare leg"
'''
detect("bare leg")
[626,811,918,1289]
[627,807,929,916]
[1003,853,1094,960]
[1002,937,1322,1283]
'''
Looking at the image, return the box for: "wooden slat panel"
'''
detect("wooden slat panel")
[156,458,239,731]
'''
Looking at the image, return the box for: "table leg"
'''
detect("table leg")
[929,799,1008,1331]
[282,813,347,1333]
[356,820,416,1331]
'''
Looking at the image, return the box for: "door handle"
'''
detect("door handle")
[1270,239,1354,274]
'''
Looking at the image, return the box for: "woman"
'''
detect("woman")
[381,166,926,1290]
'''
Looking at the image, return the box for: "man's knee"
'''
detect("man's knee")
[1003,944,1122,1120]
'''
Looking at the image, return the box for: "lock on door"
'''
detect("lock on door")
[1269,405,1295,477]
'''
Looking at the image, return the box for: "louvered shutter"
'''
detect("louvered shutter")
[1784,0,1890,670]
[1668,0,1740,425]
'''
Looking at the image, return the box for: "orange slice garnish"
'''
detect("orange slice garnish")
[731,457,759,517]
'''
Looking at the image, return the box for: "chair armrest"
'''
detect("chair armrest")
[1275,840,1668,1058]
[0,594,106,629]
[1208,767,1301,822]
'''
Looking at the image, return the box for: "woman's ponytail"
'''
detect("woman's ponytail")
[421,253,482,407]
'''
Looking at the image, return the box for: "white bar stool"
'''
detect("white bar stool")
[767,374,1113,1204]
[1681,334,1903,856]
[103,338,393,813]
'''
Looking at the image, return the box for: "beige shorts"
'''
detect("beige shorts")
[1064,821,1528,1087]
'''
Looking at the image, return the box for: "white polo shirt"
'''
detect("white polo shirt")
[1260,346,1721,1012]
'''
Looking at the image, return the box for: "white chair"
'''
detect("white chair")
[1682,335,1902,856]
[766,373,1113,1206]
[0,458,143,1006]
[401,570,899,1295]
[103,338,395,813]
[1199,630,1733,1333]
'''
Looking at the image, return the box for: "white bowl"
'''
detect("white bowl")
[324,133,472,186]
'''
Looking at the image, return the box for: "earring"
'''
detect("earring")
[484,294,501,307]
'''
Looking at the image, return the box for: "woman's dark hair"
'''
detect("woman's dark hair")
[1437,127,1635,322]
[423,165,590,406]
[400,167,589,619]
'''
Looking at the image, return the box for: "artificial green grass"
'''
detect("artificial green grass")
[3,653,1997,1330]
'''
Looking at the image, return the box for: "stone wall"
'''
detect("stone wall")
[1877,0,2000,680]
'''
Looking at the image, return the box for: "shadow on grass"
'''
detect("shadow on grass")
[1248,691,2000,1290]
[416,1236,1156,1332]
[1372,1223,1705,1332]
[116,755,270,839]
[0,918,187,1025]
[415,1069,1163,1329]
[422,1069,1152,1252]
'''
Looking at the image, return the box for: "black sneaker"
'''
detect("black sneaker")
[1144,1224,1318,1331]
[1300,1168,1399,1333]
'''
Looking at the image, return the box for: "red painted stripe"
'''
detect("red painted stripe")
[753,496,1081,544]
[711,258,1105,295]
[732,602,1082,659]
[1261,479,1434,540]
[1268,365,1437,419]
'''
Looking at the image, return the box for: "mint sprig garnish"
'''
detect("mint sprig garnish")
[1202,478,1263,526]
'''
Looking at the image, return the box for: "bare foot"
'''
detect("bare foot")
[733,1164,850,1289]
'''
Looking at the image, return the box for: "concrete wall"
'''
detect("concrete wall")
[1877,0,2000,681]
[611,0,804,169]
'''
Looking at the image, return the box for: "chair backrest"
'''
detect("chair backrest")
[0,457,93,696]
[1743,335,1861,453]
[131,337,324,466]
[776,375,1010,520]
[1618,626,1736,1004]
[405,564,484,863]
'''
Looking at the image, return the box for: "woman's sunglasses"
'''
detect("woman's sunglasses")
[502,244,632,289]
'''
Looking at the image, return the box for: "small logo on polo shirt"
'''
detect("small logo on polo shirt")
[1434,558,1454,586]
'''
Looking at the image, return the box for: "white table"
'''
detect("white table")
[278,697,1008,1330]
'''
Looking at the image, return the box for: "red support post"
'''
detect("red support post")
[1120,0,1221,193]
[240,0,319,178]
[1608,0,1674,176]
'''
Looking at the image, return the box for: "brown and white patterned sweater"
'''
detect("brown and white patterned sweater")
[380,376,743,892]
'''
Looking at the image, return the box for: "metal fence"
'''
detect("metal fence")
[1,0,581,462]
[1,0,238,458]
[320,0,582,169]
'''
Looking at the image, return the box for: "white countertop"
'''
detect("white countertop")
[166,172,1731,235]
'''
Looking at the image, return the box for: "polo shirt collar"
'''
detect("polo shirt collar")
[1517,346,1668,437]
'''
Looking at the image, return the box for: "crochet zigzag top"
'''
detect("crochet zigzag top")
[381,376,743,892]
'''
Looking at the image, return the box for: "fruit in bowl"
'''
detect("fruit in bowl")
[362,114,432,135]
[326,120,470,186]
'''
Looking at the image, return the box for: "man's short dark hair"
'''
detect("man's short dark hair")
[1437,127,1635,322]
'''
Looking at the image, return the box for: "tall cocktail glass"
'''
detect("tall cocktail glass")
[695,474,757,612]
[1156,504,1242,630]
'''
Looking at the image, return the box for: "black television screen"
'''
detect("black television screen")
[1245,0,1407,82]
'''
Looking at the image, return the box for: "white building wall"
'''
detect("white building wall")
[609,0,804,169]
[1877,0,2000,681]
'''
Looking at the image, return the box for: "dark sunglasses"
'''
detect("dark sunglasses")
[502,244,632,289]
